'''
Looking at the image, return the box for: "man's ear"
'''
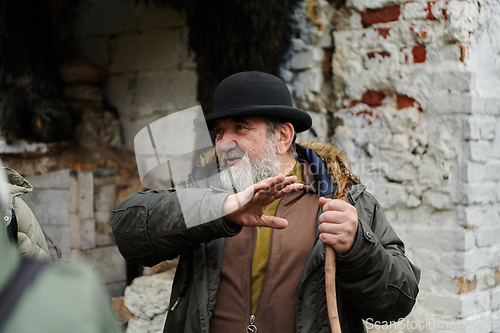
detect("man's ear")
[276,122,295,155]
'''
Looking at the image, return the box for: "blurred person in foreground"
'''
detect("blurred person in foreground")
[0,165,122,333]
[111,71,420,333]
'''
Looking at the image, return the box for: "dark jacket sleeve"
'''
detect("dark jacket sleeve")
[335,185,421,322]
[111,188,241,267]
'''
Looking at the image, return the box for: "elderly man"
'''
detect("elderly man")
[111,71,420,333]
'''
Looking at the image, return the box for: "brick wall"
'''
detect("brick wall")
[315,0,500,331]
[70,0,198,150]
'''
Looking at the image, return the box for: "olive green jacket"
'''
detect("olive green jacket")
[111,143,420,333]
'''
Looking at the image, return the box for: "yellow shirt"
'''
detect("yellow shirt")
[251,161,303,313]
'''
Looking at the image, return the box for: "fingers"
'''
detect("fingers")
[261,215,288,229]
[252,175,303,202]
[318,197,358,254]
[319,233,352,255]
[319,197,352,212]
[318,197,330,207]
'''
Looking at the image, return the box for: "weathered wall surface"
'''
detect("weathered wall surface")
[70,0,198,150]
[63,0,500,330]
[323,0,500,331]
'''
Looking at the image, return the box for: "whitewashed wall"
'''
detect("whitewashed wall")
[283,0,500,332]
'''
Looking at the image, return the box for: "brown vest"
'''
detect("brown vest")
[210,161,319,333]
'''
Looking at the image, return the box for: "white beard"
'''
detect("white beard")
[218,138,281,193]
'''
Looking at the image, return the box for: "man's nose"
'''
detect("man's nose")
[216,141,237,153]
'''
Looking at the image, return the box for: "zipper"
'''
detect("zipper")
[170,296,181,311]
[246,314,257,333]
[247,193,285,332]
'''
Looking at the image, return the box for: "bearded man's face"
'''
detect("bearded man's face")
[214,118,281,192]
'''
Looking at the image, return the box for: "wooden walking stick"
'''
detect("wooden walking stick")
[325,156,360,333]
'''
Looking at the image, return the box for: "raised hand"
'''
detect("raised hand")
[222,175,303,229]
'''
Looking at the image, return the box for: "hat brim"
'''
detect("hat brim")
[194,105,312,133]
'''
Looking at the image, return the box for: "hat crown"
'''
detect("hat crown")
[213,72,293,113]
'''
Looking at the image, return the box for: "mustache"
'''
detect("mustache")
[219,147,247,164]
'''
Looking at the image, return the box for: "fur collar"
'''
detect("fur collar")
[199,141,348,182]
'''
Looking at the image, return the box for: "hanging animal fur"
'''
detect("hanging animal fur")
[0,0,75,143]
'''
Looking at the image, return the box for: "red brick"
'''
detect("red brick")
[339,6,351,14]
[356,110,374,117]
[412,44,426,63]
[397,94,418,110]
[367,51,391,59]
[426,2,437,20]
[375,28,391,38]
[459,44,467,62]
[362,90,386,107]
[416,31,427,38]
[362,5,401,27]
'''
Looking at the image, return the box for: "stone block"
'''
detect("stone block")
[137,4,187,31]
[494,117,500,158]
[26,170,71,189]
[427,93,472,114]
[121,114,165,151]
[461,205,486,229]
[77,171,94,220]
[401,1,426,20]
[73,37,109,69]
[95,183,116,246]
[431,71,472,92]
[319,29,333,48]
[476,228,500,248]
[463,161,485,183]
[462,313,494,333]
[468,140,492,162]
[464,247,493,272]
[63,84,103,102]
[102,73,137,119]
[23,189,70,225]
[296,111,329,143]
[464,183,498,205]
[492,287,500,311]
[420,292,462,318]
[406,227,465,252]
[73,0,139,37]
[40,224,71,260]
[461,291,491,317]
[290,48,314,70]
[79,246,126,285]
[480,116,497,140]
[462,116,481,140]
[422,190,453,210]
[279,68,294,83]
[135,69,198,117]
[485,160,500,181]
[109,28,192,73]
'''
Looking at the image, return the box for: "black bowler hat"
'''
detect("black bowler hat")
[194,71,312,133]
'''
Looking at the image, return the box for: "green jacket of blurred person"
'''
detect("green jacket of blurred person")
[0,167,122,333]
